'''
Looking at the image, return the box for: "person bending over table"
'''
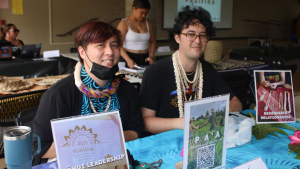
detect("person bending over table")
[1,23,24,57]
[259,71,292,89]
[117,0,156,68]
[139,6,242,135]
[33,21,144,165]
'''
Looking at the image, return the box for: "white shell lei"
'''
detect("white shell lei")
[172,50,203,117]
[284,91,291,113]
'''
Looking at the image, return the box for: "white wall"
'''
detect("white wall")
[156,0,300,40]
[0,0,125,53]
[1,0,300,54]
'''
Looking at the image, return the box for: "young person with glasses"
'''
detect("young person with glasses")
[1,23,24,57]
[139,6,242,135]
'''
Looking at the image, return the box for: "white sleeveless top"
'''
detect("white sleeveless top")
[122,18,150,50]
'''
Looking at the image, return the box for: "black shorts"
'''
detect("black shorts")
[120,51,149,67]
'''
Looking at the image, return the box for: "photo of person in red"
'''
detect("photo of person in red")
[255,70,295,124]
[259,71,292,90]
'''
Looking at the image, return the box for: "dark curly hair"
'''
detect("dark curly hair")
[169,6,216,50]
[132,0,151,9]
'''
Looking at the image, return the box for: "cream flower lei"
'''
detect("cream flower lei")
[172,50,203,117]
[284,91,291,113]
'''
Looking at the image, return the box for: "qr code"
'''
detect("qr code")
[197,144,215,169]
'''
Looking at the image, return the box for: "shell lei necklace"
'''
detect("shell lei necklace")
[172,50,203,117]
[89,97,111,113]
[284,91,291,113]
[74,62,120,113]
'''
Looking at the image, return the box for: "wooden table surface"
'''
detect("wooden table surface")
[0,158,6,169]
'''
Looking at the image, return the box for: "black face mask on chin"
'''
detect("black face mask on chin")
[84,50,119,80]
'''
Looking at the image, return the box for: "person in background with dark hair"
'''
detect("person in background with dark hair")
[139,6,242,135]
[117,0,156,68]
[2,23,24,57]
[33,21,144,165]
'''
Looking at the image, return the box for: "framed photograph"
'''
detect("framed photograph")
[183,94,230,169]
[51,111,129,169]
[254,70,296,124]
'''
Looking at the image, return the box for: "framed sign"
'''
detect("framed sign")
[183,95,230,169]
[254,70,296,124]
[51,111,129,169]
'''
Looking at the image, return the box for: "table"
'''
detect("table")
[30,121,300,169]
[126,123,300,169]
[0,74,69,123]
[0,158,6,169]
[248,38,272,47]
[0,56,76,78]
[0,58,58,78]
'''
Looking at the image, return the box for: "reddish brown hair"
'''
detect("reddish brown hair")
[76,21,122,63]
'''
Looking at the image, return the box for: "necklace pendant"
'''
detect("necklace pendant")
[186,83,195,96]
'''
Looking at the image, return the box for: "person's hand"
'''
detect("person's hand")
[270,83,278,89]
[126,59,137,69]
[261,81,270,88]
[145,57,154,64]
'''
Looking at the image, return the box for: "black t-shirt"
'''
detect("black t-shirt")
[139,56,235,118]
[1,38,24,57]
[33,74,144,165]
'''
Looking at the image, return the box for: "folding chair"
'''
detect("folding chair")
[15,107,38,128]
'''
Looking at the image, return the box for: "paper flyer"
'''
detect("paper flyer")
[178,0,221,22]
[183,95,230,169]
[254,70,296,124]
[12,0,23,15]
[51,111,129,169]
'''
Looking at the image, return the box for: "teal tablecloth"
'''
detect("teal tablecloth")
[126,122,300,169]
[33,122,300,169]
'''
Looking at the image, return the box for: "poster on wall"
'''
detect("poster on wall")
[0,0,9,9]
[12,0,23,15]
[254,70,296,124]
[178,0,221,22]
[183,94,229,169]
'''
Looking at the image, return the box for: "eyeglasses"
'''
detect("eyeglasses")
[181,33,209,42]
[9,29,20,33]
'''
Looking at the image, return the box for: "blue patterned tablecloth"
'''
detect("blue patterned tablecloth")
[33,122,300,169]
[126,122,300,169]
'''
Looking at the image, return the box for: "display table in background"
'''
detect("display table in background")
[0,56,76,78]
[0,58,59,78]
[0,74,69,123]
